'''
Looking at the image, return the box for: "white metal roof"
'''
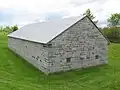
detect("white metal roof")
[8,16,84,43]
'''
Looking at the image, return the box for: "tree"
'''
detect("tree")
[4,26,12,32]
[107,13,120,27]
[83,9,98,24]
[103,26,120,43]
[0,26,4,31]
[12,25,18,32]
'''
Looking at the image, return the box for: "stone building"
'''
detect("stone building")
[8,16,109,74]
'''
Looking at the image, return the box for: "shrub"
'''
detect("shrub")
[103,27,120,43]
[0,25,18,34]
[12,25,18,32]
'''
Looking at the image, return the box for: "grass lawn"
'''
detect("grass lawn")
[0,32,120,90]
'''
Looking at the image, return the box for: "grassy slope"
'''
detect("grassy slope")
[0,32,120,90]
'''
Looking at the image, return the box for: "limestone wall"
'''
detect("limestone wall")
[48,17,108,73]
[8,37,49,74]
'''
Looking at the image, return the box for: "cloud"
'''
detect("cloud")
[0,0,119,27]
[70,0,109,7]
[0,0,72,26]
[45,12,68,21]
[0,8,12,21]
[70,0,99,6]
[68,0,120,27]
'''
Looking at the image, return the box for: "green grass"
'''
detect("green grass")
[0,32,120,90]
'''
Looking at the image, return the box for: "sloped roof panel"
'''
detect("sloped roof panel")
[8,16,83,43]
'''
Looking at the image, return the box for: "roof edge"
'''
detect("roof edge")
[86,16,110,45]
[8,36,47,45]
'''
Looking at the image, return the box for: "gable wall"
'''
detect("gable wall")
[48,17,108,73]
[8,37,49,74]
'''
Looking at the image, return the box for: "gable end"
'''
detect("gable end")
[47,16,87,43]
[47,16,110,45]
[86,16,110,45]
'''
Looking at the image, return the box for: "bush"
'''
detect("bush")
[103,27,120,43]
[0,25,18,34]
[12,25,18,32]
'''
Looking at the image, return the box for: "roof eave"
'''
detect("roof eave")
[8,36,47,45]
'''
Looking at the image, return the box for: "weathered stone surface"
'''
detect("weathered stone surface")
[47,17,108,73]
[8,37,49,74]
[8,17,108,74]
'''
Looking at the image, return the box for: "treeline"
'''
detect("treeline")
[0,25,18,33]
[84,9,120,43]
[103,27,120,43]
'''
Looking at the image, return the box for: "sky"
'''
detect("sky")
[0,0,120,27]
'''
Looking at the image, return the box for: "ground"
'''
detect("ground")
[0,32,120,90]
